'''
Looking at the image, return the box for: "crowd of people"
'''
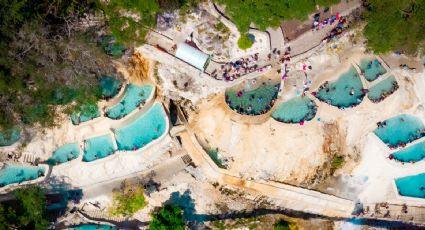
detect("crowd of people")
[311,11,351,43]
[369,81,399,103]
[211,53,270,81]
[312,81,367,110]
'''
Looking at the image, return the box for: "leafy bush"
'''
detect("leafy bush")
[150,204,185,230]
[237,34,253,50]
[330,155,345,174]
[101,0,160,46]
[109,181,147,216]
[274,220,292,230]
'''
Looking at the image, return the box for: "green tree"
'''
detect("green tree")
[0,186,48,230]
[363,0,425,54]
[150,204,185,230]
[216,0,340,33]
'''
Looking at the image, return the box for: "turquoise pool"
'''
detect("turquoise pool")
[272,96,317,123]
[83,134,116,162]
[114,103,167,151]
[0,127,20,146]
[100,75,121,99]
[0,164,45,187]
[47,143,80,165]
[391,141,425,162]
[106,84,153,119]
[395,173,425,198]
[68,224,117,230]
[315,66,365,108]
[374,114,425,148]
[359,58,387,81]
[71,104,101,125]
[225,83,279,115]
[367,75,398,103]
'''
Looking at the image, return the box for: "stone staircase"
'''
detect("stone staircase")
[20,153,37,164]
[181,154,193,165]
[78,210,141,229]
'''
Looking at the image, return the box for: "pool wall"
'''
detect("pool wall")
[70,85,155,128]
[82,132,118,162]
[314,65,365,109]
[111,101,170,153]
[0,164,49,194]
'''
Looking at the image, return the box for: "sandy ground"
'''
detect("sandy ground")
[189,42,425,206]
[190,93,326,184]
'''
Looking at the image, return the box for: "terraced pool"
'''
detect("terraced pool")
[225,83,279,115]
[374,114,425,148]
[114,103,167,151]
[315,66,365,108]
[391,141,425,163]
[0,127,20,146]
[367,75,398,103]
[0,164,45,187]
[100,75,121,99]
[359,58,387,82]
[106,84,153,119]
[71,104,100,125]
[395,173,425,198]
[69,224,117,230]
[47,143,80,165]
[272,96,317,123]
[83,134,116,162]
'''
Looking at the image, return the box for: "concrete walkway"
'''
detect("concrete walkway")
[177,129,355,218]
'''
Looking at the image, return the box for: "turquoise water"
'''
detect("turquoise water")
[68,224,117,230]
[315,66,365,108]
[114,103,167,150]
[100,75,121,98]
[374,114,425,148]
[225,84,279,115]
[272,96,317,123]
[83,134,116,162]
[359,58,387,81]
[71,104,101,125]
[392,141,425,162]
[0,164,45,186]
[47,143,80,165]
[367,75,398,102]
[0,127,20,146]
[106,84,153,119]
[395,173,425,198]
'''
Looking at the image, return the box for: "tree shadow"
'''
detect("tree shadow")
[162,190,422,229]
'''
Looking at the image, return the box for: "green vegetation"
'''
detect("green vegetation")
[0,0,114,133]
[101,0,160,46]
[216,0,339,33]
[274,220,291,230]
[0,186,48,230]
[150,204,185,230]
[330,155,345,174]
[363,0,425,54]
[109,181,147,216]
[237,33,253,50]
